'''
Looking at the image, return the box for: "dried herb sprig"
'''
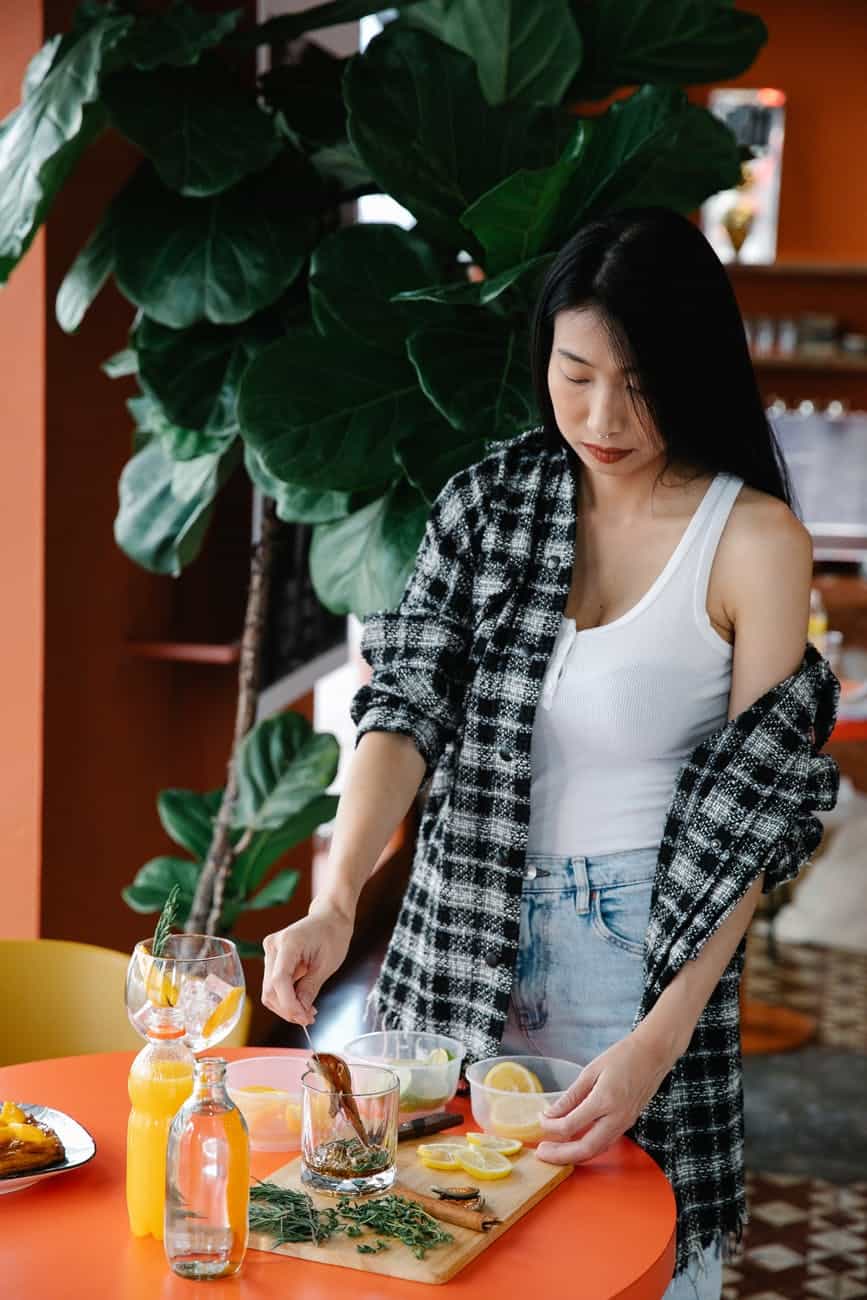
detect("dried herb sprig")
[151,884,181,957]
[337,1195,454,1260]
[249,1182,341,1247]
[249,1184,454,1260]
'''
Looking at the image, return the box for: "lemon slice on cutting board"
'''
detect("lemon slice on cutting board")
[457,1147,513,1180]
[464,1131,523,1156]
[416,1142,465,1171]
[482,1061,543,1093]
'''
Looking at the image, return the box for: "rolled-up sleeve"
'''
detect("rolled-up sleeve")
[349,476,475,784]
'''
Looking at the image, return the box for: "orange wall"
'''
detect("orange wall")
[711,0,867,263]
[0,3,45,938]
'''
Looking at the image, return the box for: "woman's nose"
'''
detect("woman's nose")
[585,385,625,440]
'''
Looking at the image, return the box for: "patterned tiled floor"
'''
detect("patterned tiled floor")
[723,932,867,1298]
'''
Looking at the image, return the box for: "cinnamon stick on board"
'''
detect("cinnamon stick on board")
[396,1188,500,1232]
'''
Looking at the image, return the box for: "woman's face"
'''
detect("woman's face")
[547,307,664,476]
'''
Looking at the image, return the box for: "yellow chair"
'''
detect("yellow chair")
[0,939,251,1067]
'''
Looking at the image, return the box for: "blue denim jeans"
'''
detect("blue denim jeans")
[498,848,723,1300]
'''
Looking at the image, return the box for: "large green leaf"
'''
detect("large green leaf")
[114,436,240,576]
[408,318,535,438]
[134,316,248,434]
[462,86,741,272]
[309,479,429,617]
[310,224,442,357]
[233,714,339,833]
[245,869,301,912]
[260,43,348,149]
[344,26,572,253]
[247,0,426,46]
[394,254,552,310]
[238,327,433,492]
[157,788,222,861]
[569,0,767,100]
[102,66,280,197]
[394,428,488,505]
[122,856,199,915]
[232,793,338,897]
[21,35,63,99]
[111,164,314,328]
[117,3,241,70]
[309,141,373,192]
[128,391,234,462]
[55,204,116,334]
[244,444,353,524]
[411,0,583,107]
[0,13,133,283]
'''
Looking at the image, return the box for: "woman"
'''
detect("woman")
[262,208,838,1297]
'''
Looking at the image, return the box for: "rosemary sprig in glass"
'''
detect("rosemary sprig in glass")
[151,883,181,957]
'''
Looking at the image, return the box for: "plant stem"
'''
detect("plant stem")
[186,496,280,935]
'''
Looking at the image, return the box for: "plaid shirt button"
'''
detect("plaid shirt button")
[483,948,503,967]
[498,747,513,761]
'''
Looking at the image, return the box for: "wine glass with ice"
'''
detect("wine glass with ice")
[126,934,245,1052]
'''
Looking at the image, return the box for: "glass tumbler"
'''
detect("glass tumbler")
[301,1062,399,1196]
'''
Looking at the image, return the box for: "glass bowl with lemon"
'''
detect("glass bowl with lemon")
[465,1055,582,1146]
[342,1031,465,1117]
[225,1056,306,1152]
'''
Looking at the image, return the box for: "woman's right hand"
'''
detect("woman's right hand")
[261,904,354,1026]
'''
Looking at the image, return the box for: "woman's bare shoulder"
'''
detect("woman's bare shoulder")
[717,484,813,614]
[726,483,812,556]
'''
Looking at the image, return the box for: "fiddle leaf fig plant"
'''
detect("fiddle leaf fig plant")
[0,0,767,940]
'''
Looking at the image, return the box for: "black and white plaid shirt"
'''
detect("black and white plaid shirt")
[350,428,839,1272]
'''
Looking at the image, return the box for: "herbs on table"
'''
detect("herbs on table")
[336,1194,454,1260]
[248,1183,453,1259]
[249,1183,341,1247]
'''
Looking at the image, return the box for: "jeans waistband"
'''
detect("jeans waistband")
[522,847,660,891]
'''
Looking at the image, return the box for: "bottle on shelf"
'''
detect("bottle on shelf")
[808,588,828,655]
[164,1056,250,1280]
[126,1005,195,1239]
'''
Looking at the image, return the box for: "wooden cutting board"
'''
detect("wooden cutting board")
[249,1139,573,1284]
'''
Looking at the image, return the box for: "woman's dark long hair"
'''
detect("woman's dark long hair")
[530,206,792,504]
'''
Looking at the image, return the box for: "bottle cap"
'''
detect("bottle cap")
[147,1005,186,1040]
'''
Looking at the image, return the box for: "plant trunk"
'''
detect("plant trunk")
[185,496,280,934]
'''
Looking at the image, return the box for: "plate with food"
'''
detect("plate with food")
[0,1101,96,1194]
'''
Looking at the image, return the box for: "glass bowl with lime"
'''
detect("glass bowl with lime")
[342,1031,465,1117]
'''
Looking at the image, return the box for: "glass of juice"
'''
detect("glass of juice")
[300,1063,399,1196]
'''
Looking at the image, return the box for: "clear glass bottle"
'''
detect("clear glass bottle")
[164,1056,250,1279]
[126,1005,195,1239]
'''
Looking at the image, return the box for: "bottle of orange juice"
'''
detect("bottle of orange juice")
[126,1005,194,1239]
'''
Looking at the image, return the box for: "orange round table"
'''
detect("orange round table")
[0,1048,676,1300]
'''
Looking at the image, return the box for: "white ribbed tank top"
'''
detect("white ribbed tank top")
[527,473,743,857]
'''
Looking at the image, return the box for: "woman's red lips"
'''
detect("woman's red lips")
[582,443,633,463]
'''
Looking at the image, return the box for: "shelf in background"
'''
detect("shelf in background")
[729,262,867,279]
[751,351,867,372]
[126,640,241,665]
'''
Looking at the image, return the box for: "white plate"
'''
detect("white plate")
[0,1104,96,1194]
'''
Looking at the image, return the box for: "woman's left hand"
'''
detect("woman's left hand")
[535,1028,676,1165]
